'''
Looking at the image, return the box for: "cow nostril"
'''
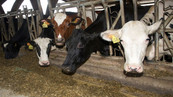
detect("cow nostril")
[57,38,63,42]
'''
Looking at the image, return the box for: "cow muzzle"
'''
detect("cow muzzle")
[55,38,65,47]
[124,64,143,73]
[39,61,50,67]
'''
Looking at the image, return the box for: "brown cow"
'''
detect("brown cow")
[51,13,92,47]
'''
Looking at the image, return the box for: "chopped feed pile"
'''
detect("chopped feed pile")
[0,47,172,97]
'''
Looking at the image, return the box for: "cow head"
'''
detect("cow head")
[62,29,110,75]
[100,20,162,74]
[51,13,84,47]
[2,42,21,59]
[30,38,54,67]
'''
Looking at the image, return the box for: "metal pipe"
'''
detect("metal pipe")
[47,0,54,18]
[91,4,96,21]
[132,0,138,20]
[154,0,160,61]
[82,5,88,28]
[110,10,121,30]
[120,0,125,25]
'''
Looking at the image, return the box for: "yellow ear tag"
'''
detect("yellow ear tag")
[111,35,120,44]
[42,22,48,28]
[28,45,33,50]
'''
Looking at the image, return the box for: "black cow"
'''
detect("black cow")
[29,19,55,66]
[61,4,150,75]
[2,19,30,59]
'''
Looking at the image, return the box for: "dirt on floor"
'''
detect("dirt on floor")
[0,47,172,97]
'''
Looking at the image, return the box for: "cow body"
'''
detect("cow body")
[3,19,30,59]
[61,5,150,75]
[30,19,55,66]
[52,12,92,47]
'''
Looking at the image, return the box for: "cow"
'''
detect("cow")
[146,33,173,62]
[61,4,150,75]
[100,0,173,73]
[143,0,173,62]
[2,19,30,59]
[51,12,92,47]
[29,19,55,66]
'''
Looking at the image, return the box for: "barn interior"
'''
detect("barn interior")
[0,0,173,96]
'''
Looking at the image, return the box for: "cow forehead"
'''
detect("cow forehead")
[54,13,67,25]
[34,38,51,48]
[121,21,148,41]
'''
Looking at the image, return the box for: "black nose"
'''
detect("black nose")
[130,67,138,73]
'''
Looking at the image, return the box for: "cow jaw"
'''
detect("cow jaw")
[34,38,51,67]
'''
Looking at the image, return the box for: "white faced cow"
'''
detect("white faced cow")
[100,20,162,73]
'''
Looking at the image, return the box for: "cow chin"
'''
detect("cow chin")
[124,63,143,74]
[56,42,65,48]
[61,64,77,75]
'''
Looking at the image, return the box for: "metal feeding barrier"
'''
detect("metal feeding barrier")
[154,0,173,62]
[0,6,41,43]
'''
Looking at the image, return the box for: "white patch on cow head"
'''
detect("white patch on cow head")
[34,38,52,66]
[3,43,9,48]
[101,21,161,73]
[54,13,67,25]
[58,34,62,39]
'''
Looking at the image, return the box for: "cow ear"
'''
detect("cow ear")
[50,40,55,46]
[100,29,122,43]
[28,41,36,47]
[147,20,162,35]
[70,17,83,25]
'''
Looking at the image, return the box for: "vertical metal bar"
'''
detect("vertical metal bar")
[82,5,88,28]
[48,0,54,18]
[102,0,113,55]
[132,0,138,20]
[36,0,43,18]
[120,0,125,25]
[154,0,159,61]
[91,4,96,21]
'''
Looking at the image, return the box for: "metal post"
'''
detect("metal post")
[120,0,125,25]
[154,0,160,61]
[91,4,96,21]
[132,0,138,20]
[48,0,54,18]
[82,5,88,28]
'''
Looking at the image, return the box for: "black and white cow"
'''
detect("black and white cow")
[29,19,55,66]
[61,4,150,75]
[143,0,173,61]
[101,0,173,73]
[2,19,30,59]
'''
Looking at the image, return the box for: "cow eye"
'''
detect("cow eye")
[146,38,150,41]
[77,42,84,48]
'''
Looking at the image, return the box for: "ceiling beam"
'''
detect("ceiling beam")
[30,0,43,18]
[0,5,5,14]
[11,0,24,12]
[0,0,6,5]
[45,0,58,18]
